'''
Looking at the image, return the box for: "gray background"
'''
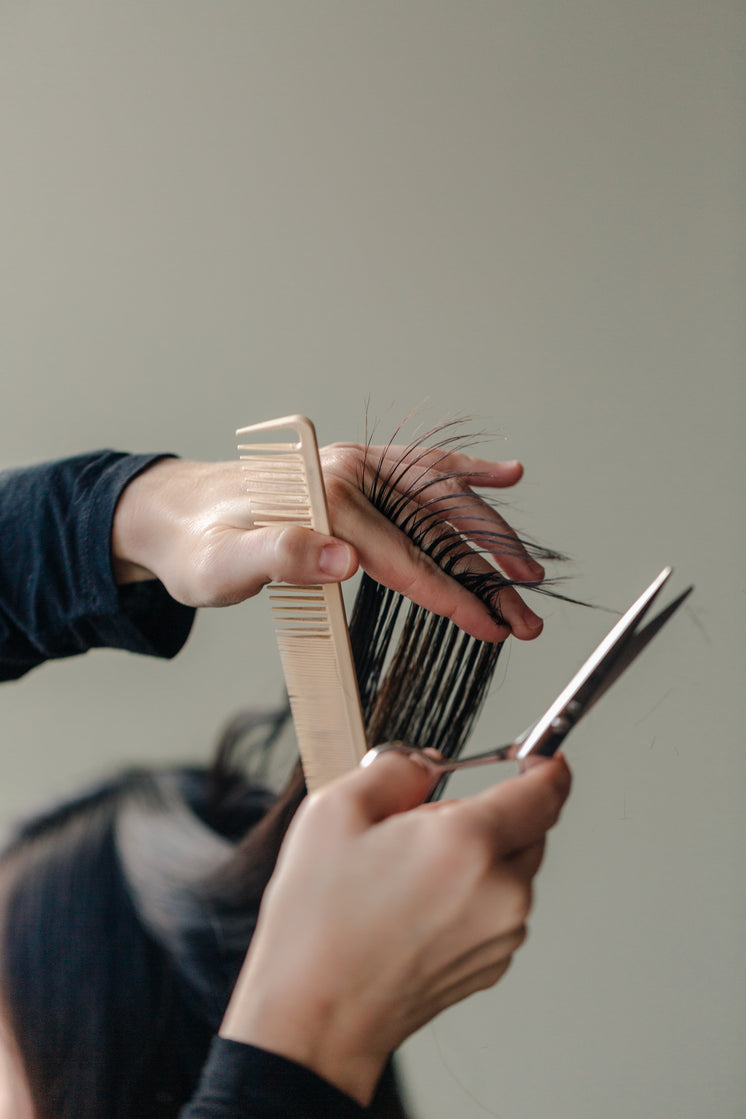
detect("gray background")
[1,3,743,1117]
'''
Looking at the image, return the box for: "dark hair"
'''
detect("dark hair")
[0,746,410,1119]
[0,766,273,1119]
[0,421,573,1117]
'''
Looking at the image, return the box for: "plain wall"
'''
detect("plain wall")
[1,4,743,1117]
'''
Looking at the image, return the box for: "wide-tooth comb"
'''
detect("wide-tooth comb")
[236,415,367,791]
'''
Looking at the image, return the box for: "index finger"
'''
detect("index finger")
[364,444,546,586]
[322,443,545,640]
[457,755,572,856]
[366,443,526,490]
[333,493,517,642]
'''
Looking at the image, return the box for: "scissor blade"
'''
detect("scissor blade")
[577,583,693,718]
[515,566,677,759]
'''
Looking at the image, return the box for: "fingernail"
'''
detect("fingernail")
[522,604,543,632]
[528,559,545,580]
[319,543,352,577]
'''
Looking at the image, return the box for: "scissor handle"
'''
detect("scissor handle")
[361,741,519,775]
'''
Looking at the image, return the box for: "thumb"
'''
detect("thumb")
[255,524,359,584]
[467,754,572,855]
[205,524,359,603]
[342,749,437,826]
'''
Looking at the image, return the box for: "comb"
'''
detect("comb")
[236,415,367,791]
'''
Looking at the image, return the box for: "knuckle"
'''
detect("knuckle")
[320,473,350,514]
[440,814,494,876]
[514,879,534,924]
[320,442,364,464]
[301,788,331,825]
[418,818,470,879]
[514,922,529,950]
[526,769,566,829]
[397,544,436,599]
[320,444,366,493]
[301,785,350,834]
[497,875,533,930]
[478,959,512,992]
[396,546,465,624]
[542,770,569,823]
[272,525,309,575]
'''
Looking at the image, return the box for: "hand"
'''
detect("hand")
[220,749,571,1104]
[111,443,544,642]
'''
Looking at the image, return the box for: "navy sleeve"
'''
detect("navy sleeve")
[179,1037,369,1119]
[0,451,196,681]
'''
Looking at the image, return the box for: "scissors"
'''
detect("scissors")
[361,566,693,779]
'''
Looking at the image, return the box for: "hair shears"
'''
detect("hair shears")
[362,566,693,778]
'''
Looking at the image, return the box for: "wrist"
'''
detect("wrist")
[111,459,173,585]
[220,962,388,1107]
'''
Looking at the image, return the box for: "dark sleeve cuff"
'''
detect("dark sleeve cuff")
[0,451,195,680]
[179,1037,369,1119]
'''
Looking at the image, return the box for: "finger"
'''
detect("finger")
[423,953,517,1021]
[429,496,543,584]
[194,524,359,605]
[264,526,359,584]
[363,513,542,642]
[369,448,543,583]
[437,924,528,992]
[504,837,546,883]
[490,584,544,641]
[425,875,532,977]
[366,445,525,490]
[323,446,543,640]
[329,493,510,642]
[462,755,572,856]
[341,748,438,825]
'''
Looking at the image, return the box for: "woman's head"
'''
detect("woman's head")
[0,761,275,1119]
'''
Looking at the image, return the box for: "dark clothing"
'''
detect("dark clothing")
[180,1038,368,1119]
[0,452,370,1118]
[0,451,195,679]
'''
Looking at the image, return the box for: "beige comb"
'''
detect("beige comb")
[236,415,367,791]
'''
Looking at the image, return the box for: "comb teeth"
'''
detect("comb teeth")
[271,584,366,789]
[237,417,367,791]
[237,451,312,526]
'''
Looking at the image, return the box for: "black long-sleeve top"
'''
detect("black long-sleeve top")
[0,451,370,1119]
[0,451,194,678]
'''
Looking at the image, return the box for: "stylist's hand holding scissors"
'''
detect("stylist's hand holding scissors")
[220,748,571,1106]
